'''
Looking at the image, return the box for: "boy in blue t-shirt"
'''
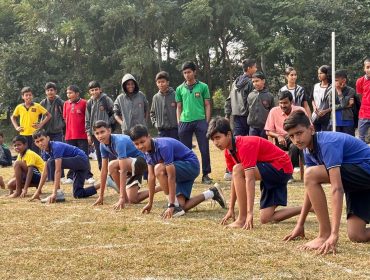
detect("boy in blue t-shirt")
[283,111,370,254]
[92,120,157,210]
[129,124,226,218]
[30,130,100,203]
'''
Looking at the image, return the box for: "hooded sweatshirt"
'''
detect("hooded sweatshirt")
[113,74,149,133]
[224,74,254,117]
[150,87,178,130]
[40,95,65,134]
[247,88,275,129]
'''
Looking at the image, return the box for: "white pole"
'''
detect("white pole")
[331,32,336,131]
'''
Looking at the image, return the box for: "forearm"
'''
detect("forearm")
[167,175,176,204]
[296,191,312,226]
[11,116,19,129]
[331,186,344,235]
[35,167,48,194]
[39,115,51,128]
[53,168,62,194]
[99,168,108,197]
[229,180,237,210]
[303,102,312,119]
[119,171,127,200]
[115,115,123,126]
[24,167,34,190]
[147,176,156,205]
[205,103,211,123]
[266,131,279,139]
[246,178,255,215]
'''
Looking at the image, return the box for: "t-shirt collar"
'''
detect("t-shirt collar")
[148,139,157,154]
[184,80,199,91]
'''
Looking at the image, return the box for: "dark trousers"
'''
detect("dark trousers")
[336,126,355,136]
[314,119,330,132]
[47,156,97,198]
[276,138,302,168]
[233,115,249,136]
[92,135,102,170]
[65,139,93,179]
[178,120,211,176]
[47,132,64,142]
[249,127,267,139]
[25,135,40,154]
[158,128,179,140]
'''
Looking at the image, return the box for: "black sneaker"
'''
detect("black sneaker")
[161,205,185,218]
[202,174,213,184]
[209,185,227,208]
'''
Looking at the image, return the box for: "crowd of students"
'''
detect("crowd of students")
[0,58,369,255]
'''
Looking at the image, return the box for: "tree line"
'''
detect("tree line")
[0,0,369,117]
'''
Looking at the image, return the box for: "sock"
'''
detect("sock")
[203,190,214,200]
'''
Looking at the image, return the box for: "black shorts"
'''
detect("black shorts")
[22,167,41,186]
[256,162,292,209]
[340,164,370,223]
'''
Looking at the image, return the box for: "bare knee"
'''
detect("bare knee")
[154,163,166,177]
[108,160,118,174]
[232,164,244,175]
[348,231,368,243]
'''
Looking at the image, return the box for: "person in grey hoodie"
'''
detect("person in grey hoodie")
[247,72,274,139]
[224,58,257,136]
[40,82,65,142]
[85,80,115,170]
[150,71,178,139]
[114,74,149,135]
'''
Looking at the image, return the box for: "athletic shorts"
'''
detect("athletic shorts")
[256,162,292,209]
[340,164,370,223]
[22,167,41,186]
[173,161,200,200]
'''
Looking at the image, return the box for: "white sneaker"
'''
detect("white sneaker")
[89,151,97,160]
[61,178,73,184]
[223,172,232,181]
[293,167,301,173]
[106,176,119,193]
[86,177,96,184]
[41,190,66,203]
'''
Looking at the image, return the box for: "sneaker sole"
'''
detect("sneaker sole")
[173,209,185,217]
[214,185,227,209]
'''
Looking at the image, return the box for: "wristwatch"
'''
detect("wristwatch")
[168,203,175,208]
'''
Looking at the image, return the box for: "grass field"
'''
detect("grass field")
[0,142,369,280]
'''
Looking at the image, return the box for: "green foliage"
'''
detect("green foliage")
[0,0,369,114]
[212,88,225,110]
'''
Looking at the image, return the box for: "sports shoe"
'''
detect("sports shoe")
[161,205,185,218]
[201,174,213,184]
[41,190,66,203]
[293,167,301,173]
[106,176,119,193]
[223,172,232,181]
[209,184,227,208]
[86,177,96,184]
[61,178,73,184]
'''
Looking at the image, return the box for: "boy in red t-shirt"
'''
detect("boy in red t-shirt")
[207,117,301,229]
[356,58,370,143]
[63,85,94,183]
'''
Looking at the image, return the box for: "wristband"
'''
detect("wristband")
[168,203,175,208]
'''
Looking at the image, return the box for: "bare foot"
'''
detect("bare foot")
[9,192,21,198]
[226,219,246,229]
[299,237,328,251]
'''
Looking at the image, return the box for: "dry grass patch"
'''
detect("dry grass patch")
[0,143,369,279]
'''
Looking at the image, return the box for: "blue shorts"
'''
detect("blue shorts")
[256,162,292,209]
[22,167,41,186]
[173,161,200,200]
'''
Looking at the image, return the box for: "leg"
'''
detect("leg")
[92,135,102,170]
[301,166,332,250]
[65,139,77,179]
[0,176,4,189]
[347,215,370,242]
[108,159,128,201]
[341,125,355,137]
[260,205,302,224]
[177,193,205,211]
[288,142,300,168]
[178,121,194,149]
[154,163,169,194]
[233,115,249,136]
[9,161,28,197]
[194,120,211,176]
[76,139,93,179]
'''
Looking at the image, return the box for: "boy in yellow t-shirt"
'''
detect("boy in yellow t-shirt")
[6,136,45,198]
[11,87,51,153]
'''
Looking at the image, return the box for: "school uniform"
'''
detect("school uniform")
[356,75,370,142]
[304,132,370,223]
[225,136,293,209]
[144,137,200,199]
[42,141,96,198]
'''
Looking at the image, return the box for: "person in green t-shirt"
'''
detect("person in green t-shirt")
[176,61,212,184]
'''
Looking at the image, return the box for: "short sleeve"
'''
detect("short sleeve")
[100,143,109,159]
[225,150,235,172]
[52,144,65,159]
[237,139,259,170]
[303,152,316,167]
[159,145,174,165]
[356,78,363,95]
[202,84,210,100]
[25,153,37,167]
[264,109,276,131]
[115,139,128,159]
[175,88,182,103]
[320,140,344,169]
[37,103,48,115]
[13,105,20,117]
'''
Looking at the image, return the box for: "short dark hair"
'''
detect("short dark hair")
[364,57,370,64]
[32,129,48,140]
[155,71,170,81]
[283,110,311,131]
[252,71,265,80]
[284,66,295,76]
[206,116,232,139]
[242,59,256,71]
[93,120,110,131]
[21,87,32,96]
[88,80,101,90]
[13,135,27,144]
[130,125,149,141]
[181,61,197,71]
[45,82,57,90]
[278,90,293,101]
[319,65,332,84]
[67,85,80,93]
[335,69,347,80]
[133,157,148,176]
